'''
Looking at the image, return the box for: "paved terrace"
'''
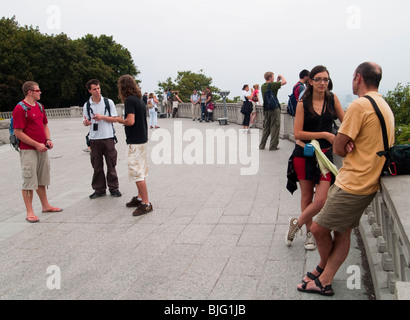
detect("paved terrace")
[0,117,373,300]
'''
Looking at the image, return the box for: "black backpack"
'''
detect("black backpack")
[263,82,280,110]
[287,82,304,117]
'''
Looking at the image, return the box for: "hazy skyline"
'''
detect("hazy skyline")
[2,0,410,107]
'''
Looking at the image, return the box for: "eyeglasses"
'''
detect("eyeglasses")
[30,89,42,93]
[312,78,330,83]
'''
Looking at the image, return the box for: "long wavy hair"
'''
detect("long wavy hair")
[117,75,142,102]
[302,65,333,115]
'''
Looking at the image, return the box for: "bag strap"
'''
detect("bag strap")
[86,97,112,120]
[364,95,389,156]
[18,101,44,116]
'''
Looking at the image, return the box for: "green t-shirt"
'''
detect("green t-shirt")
[261,81,281,101]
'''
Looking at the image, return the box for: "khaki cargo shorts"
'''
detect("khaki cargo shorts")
[127,143,149,183]
[19,150,50,190]
[314,184,376,233]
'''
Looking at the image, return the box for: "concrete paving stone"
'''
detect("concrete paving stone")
[254,260,304,300]
[209,274,260,300]
[0,117,372,300]
[237,224,275,247]
[174,223,216,245]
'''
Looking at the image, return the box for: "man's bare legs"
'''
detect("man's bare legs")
[23,186,61,221]
[22,190,35,219]
[136,179,149,204]
[300,222,352,288]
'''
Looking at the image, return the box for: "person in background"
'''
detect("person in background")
[293,69,310,101]
[249,84,261,128]
[190,89,201,121]
[172,91,183,118]
[148,93,160,129]
[259,71,287,151]
[241,84,253,133]
[205,87,214,122]
[200,90,207,122]
[166,88,173,118]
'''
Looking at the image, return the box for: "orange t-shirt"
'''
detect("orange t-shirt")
[335,91,395,195]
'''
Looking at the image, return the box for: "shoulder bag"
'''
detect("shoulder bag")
[365,95,410,176]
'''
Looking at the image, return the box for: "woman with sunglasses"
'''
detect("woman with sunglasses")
[286,65,344,254]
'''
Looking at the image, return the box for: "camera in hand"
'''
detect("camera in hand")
[93,123,99,131]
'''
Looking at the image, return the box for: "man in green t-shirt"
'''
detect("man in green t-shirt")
[259,71,287,150]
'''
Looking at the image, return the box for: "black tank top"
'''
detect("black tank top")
[302,92,335,149]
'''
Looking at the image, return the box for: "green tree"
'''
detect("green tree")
[0,16,139,112]
[78,34,139,103]
[384,83,410,143]
[157,70,219,102]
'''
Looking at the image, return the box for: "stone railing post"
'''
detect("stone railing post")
[359,176,410,300]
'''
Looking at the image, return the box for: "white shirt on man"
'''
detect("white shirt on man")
[83,95,117,140]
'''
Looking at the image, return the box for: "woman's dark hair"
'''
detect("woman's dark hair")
[242,84,249,90]
[302,65,334,115]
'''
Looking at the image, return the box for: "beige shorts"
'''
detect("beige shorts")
[127,143,149,182]
[251,101,257,113]
[19,150,50,190]
[314,184,376,233]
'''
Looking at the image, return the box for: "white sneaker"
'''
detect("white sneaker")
[304,231,316,251]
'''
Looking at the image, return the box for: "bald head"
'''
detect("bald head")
[355,62,382,89]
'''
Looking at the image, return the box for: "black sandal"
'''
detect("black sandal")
[298,278,334,296]
[302,265,324,285]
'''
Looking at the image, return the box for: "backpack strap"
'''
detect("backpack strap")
[86,97,112,120]
[37,102,44,113]
[364,95,390,156]
[103,97,112,117]
[18,101,44,117]
[17,102,29,117]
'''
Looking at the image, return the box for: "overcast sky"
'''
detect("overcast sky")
[2,0,410,106]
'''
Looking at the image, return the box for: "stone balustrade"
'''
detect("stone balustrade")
[0,101,409,299]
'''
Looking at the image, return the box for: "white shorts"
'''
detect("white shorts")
[127,143,149,182]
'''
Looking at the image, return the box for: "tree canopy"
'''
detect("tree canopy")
[157,70,220,102]
[384,83,410,143]
[0,16,139,112]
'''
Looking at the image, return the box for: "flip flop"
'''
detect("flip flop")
[42,207,63,213]
[26,216,40,223]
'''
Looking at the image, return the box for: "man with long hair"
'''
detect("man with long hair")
[117,75,153,216]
